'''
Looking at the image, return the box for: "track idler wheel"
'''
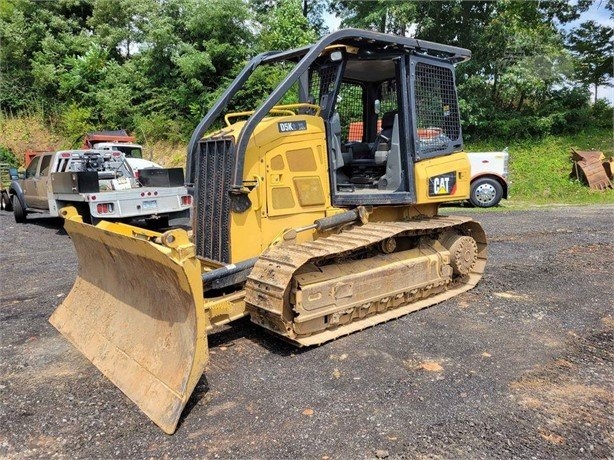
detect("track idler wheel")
[441,233,478,276]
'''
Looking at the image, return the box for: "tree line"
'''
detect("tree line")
[1,0,611,144]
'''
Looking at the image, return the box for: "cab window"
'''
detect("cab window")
[39,155,52,176]
[127,148,142,158]
[25,156,40,179]
[115,146,143,158]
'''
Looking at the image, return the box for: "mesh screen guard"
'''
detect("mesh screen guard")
[413,61,462,157]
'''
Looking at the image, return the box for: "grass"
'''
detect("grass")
[0,112,65,158]
[143,140,186,168]
[466,128,614,206]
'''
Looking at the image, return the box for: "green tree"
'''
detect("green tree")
[87,0,150,60]
[329,0,597,139]
[1,0,255,137]
[329,0,416,35]
[0,0,95,110]
[251,0,329,35]
[256,0,318,51]
[568,21,614,103]
[302,0,329,35]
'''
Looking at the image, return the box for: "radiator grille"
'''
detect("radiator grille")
[195,138,234,263]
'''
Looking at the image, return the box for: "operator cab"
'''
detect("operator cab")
[304,47,464,206]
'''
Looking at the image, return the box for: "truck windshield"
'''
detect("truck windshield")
[114,146,143,159]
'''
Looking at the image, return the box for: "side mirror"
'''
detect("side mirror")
[330,50,343,62]
[374,99,381,115]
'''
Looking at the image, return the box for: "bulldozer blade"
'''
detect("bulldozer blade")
[49,212,207,434]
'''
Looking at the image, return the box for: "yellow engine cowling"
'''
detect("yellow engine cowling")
[211,114,339,262]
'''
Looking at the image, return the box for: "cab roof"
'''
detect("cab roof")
[261,28,471,65]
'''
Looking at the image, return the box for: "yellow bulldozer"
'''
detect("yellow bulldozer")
[50,29,487,434]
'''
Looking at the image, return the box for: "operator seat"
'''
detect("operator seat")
[375,110,397,148]
[329,112,344,168]
[328,112,350,185]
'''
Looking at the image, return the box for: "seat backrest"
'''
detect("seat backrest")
[329,112,344,168]
[379,111,397,140]
[378,113,402,191]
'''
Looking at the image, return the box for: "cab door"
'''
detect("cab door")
[34,154,53,209]
[21,156,40,208]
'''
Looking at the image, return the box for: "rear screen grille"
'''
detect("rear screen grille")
[195,138,234,263]
[413,61,462,157]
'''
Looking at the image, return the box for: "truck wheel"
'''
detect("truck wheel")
[470,178,503,208]
[12,195,27,223]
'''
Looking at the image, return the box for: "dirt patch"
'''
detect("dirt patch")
[511,329,614,456]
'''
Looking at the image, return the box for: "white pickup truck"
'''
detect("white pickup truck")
[467,149,509,207]
[8,149,192,225]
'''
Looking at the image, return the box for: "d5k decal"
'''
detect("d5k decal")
[428,171,457,196]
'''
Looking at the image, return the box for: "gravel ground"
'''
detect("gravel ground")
[1,205,613,459]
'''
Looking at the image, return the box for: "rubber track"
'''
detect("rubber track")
[245,215,475,316]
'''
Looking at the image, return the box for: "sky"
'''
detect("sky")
[325,2,613,103]
[566,0,613,29]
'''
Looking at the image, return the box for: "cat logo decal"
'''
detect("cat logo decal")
[428,172,457,196]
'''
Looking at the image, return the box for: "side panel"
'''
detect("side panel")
[230,115,333,262]
[414,152,471,204]
[51,171,100,194]
[262,117,331,245]
[265,141,329,217]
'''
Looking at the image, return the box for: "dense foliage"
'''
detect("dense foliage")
[332,0,613,139]
[0,0,611,144]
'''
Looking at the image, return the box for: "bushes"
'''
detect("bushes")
[133,113,186,144]
[0,146,19,166]
[58,104,96,145]
[591,99,614,128]
[462,86,612,141]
